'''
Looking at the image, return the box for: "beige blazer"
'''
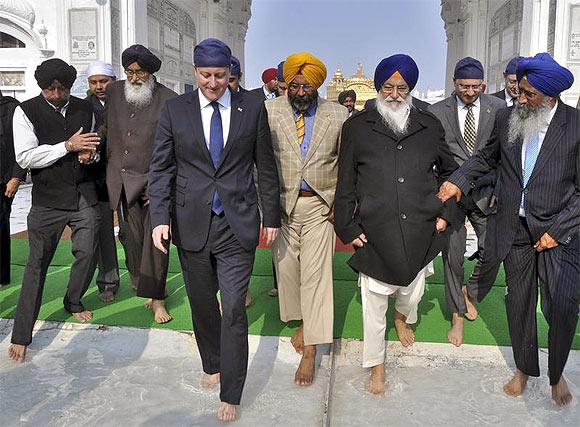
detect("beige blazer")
[265,96,348,216]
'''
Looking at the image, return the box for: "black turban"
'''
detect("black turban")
[122,44,162,74]
[34,58,77,89]
[338,89,356,105]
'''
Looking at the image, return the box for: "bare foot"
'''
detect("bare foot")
[394,310,415,347]
[447,313,464,347]
[462,287,478,321]
[146,299,172,324]
[200,372,220,388]
[72,310,93,322]
[8,344,27,362]
[245,291,252,307]
[366,363,386,395]
[217,402,237,422]
[552,376,573,406]
[503,369,529,397]
[99,290,115,303]
[268,288,278,297]
[294,345,316,386]
[291,325,305,354]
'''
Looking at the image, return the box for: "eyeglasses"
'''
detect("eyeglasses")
[518,88,539,99]
[124,69,149,78]
[380,84,410,95]
[288,83,314,92]
[457,83,482,91]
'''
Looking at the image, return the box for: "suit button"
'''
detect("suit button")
[124,150,129,155]
[400,213,407,220]
[396,144,403,150]
[398,177,405,183]
[130,113,135,118]
[470,182,476,188]
[127,131,131,137]
[121,168,126,173]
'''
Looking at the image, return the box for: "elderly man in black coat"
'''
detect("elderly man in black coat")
[335,54,458,395]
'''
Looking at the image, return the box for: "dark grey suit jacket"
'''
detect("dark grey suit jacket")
[450,102,580,261]
[148,89,281,252]
[429,94,506,214]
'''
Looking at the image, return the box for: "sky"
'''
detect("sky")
[244,0,448,95]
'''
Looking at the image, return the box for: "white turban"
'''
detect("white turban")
[85,61,116,78]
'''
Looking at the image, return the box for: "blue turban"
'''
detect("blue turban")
[373,54,419,92]
[454,57,484,79]
[504,56,523,75]
[194,38,231,68]
[516,53,574,97]
[231,56,241,76]
[277,61,285,82]
[122,45,161,74]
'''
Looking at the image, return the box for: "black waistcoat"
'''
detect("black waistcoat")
[20,95,97,209]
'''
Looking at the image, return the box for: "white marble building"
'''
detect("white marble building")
[0,0,252,100]
[441,0,580,105]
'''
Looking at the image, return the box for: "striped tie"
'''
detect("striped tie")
[464,104,476,155]
[296,113,305,144]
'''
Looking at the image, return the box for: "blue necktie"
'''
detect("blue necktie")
[209,101,224,214]
[521,133,540,211]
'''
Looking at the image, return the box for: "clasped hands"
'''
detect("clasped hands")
[66,127,100,164]
[437,181,558,252]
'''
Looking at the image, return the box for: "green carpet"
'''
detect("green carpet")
[1,240,579,349]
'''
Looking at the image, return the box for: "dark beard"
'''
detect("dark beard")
[288,90,318,112]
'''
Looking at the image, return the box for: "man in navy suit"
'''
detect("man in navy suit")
[439,53,579,407]
[148,38,280,421]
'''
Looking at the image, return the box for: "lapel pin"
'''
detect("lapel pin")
[487,108,491,113]
[237,107,243,112]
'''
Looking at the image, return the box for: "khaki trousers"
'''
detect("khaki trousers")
[272,196,335,346]
[360,267,428,368]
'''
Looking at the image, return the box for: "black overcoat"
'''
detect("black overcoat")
[334,107,459,285]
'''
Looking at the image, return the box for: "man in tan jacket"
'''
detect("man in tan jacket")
[265,52,348,386]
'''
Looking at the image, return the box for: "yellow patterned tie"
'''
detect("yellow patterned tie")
[295,113,305,144]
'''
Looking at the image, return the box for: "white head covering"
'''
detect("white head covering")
[85,61,116,78]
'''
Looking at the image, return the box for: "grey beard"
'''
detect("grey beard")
[376,94,412,135]
[124,77,155,109]
[507,100,553,145]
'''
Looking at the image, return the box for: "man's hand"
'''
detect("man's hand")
[438,181,462,203]
[534,232,558,252]
[489,194,498,209]
[77,150,94,164]
[323,207,335,224]
[152,225,171,254]
[67,127,100,153]
[261,227,279,246]
[351,233,367,248]
[4,178,21,198]
[436,217,448,233]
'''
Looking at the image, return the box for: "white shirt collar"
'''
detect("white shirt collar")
[44,96,70,112]
[456,95,480,109]
[198,87,232,109]
[544,100,558,128]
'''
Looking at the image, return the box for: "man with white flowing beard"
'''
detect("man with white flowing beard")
[439,53,579,407]
[334,54,459,395]
[103,45,177,323]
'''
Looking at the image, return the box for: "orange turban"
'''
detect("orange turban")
[283,52,327,88]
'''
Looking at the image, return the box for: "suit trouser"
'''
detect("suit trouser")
[0,184,14,284]
[11,195,100,346]
[272,196,335,346]
[177,213,255,405]
[505,218,580,385]
[443,205,500,314]
[360,268,427,367]
[88,201,120,293]
[121,193,168,300]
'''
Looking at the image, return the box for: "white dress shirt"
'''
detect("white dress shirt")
[519,101,558,216]
[262,85,276,100]
[504,89,516,108]
[13,98,96,169]
[199,88,231,149]
[457,95,480,137]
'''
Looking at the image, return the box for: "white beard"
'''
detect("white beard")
[507,99,553,144]
[376,93,412,135]
[124,77,155,109]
